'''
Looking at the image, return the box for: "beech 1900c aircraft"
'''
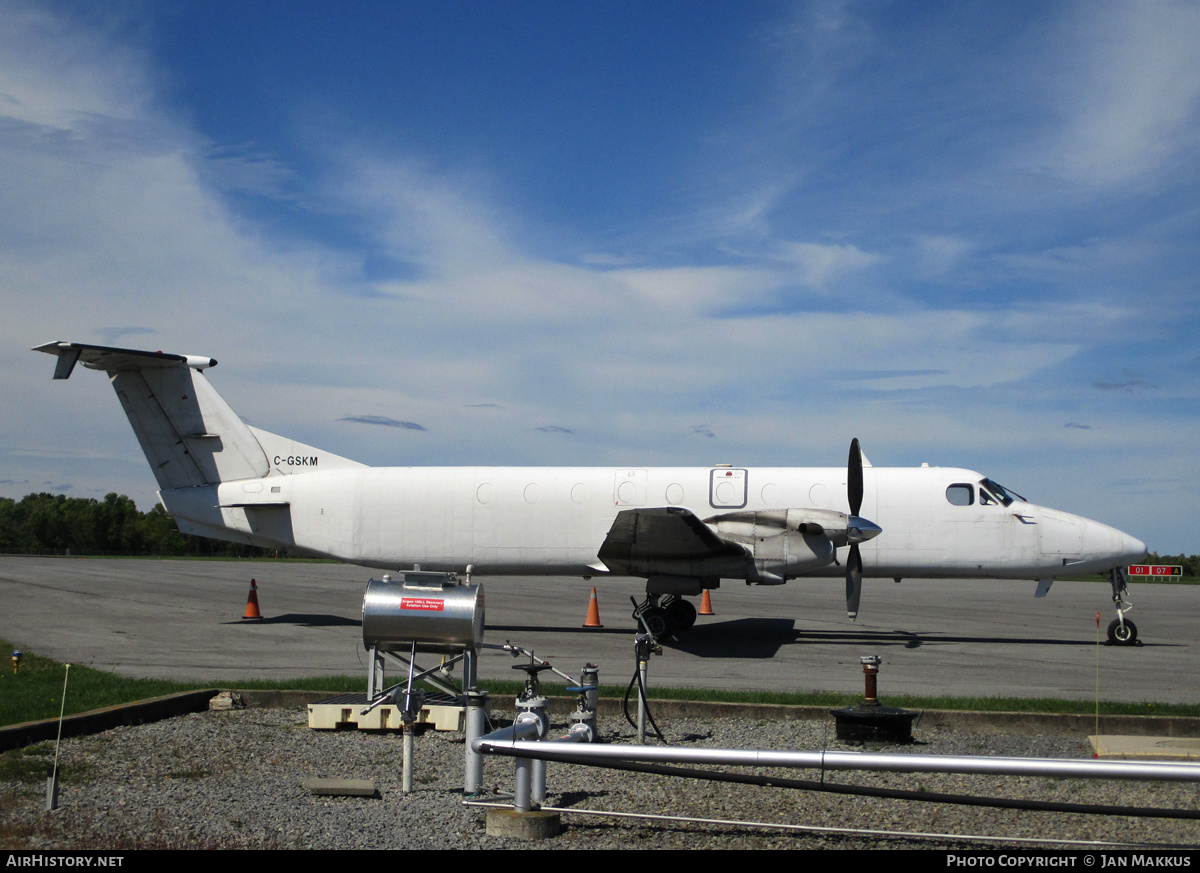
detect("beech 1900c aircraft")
[35,341,1148,644]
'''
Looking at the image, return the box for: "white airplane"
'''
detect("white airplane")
[34,341,1148,643]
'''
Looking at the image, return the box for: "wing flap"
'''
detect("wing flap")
[597,507,749,576]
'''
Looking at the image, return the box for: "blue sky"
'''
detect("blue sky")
[2,1,1197,553]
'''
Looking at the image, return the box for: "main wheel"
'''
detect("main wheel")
[1107,618,1138,646]
[666,598,697,631]
[640,606,674,638]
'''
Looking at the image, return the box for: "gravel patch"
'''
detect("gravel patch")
[4,706,1200,850]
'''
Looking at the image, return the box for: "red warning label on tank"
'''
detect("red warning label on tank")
[400,598,445,611]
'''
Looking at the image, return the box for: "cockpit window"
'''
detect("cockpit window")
[946,484,974,506]
[978,478,1026,507]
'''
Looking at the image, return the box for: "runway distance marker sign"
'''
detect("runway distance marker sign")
[1127,564,1183,577]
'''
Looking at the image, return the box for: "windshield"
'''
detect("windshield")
[978,478,1026,506]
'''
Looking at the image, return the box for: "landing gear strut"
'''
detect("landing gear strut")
[631,594,697,639]
[1104,567,1140,646]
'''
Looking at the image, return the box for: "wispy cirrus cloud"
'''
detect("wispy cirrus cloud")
[1092,380,1153,393]
[1044,0,1200,186]
[336,416,427,431]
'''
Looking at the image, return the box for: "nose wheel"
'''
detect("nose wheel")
[1104,567,1140,646]
[1107,617,1138,646]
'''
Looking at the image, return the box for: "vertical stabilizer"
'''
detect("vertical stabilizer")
[34,341,269,490]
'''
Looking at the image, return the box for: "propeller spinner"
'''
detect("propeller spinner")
[844,438,882,621]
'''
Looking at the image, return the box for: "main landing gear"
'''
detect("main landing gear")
[632,594,697,639]
[1104,567,1140,646]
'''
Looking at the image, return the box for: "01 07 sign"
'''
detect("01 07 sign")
[1127,564,1183,577]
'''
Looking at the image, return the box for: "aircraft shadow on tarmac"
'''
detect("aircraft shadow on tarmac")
[487,616,1175,658]
[670,619,1178,657]
[222,613,361,627]
[490,618,802,658]
[489,623,634,636]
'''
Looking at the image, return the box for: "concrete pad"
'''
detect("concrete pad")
[1090,735,1200,760]
[485,809,561,840]
[302,778,378,797]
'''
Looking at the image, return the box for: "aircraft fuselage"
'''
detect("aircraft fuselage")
[161,462,1144,582]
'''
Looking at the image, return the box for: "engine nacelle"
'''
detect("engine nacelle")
[706,509,839,578]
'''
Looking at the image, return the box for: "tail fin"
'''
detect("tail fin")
[35,341,268,490]
[33,341,360,491]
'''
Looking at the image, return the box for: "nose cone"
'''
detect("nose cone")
[1117,529,1148,566]
[1081,518,1147,573]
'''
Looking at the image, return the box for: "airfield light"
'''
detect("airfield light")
[11,650,22,674]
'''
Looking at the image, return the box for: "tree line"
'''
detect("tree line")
[0,492,278,557]
[1144,552,1200,578]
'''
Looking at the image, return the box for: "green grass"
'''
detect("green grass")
[0,644,203,726]
[0,742,55,782]
[520,681,1200,718]
[3,639,1199,731]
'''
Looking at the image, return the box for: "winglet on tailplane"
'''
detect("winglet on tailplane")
[33,341,362,495]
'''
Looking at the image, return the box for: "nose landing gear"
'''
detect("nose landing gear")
[1104,567,1140,646]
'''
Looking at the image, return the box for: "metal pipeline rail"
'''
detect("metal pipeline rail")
[471,736,1200,784]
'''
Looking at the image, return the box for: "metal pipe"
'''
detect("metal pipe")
[402,725,414,794]
[475,717,543,747]
[463,690,489,795]
[472,740,1200,783]
[860,654,881,705]
[637,658,648,744]
[581,663,599,716]
[477,713,546,811]
[478,642,578,685]
[514,756,533,813]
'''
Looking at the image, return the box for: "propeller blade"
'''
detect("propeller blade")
[845,437,867,620]
[845,543,862,621]
[848,438,863,518]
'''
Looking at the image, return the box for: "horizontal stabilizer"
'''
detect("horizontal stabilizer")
[34,341,216,377]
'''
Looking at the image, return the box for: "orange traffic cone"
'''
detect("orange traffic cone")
[699,589,715,615]
[243,578,262,620]
[582,587,603,627]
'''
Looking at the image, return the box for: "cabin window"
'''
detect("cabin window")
[946,484,974,506]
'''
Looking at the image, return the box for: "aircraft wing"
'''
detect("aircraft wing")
[597,507,751,577]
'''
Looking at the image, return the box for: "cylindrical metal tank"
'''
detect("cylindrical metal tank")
[362,573,484,653]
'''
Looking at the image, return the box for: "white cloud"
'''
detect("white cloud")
[0,4,148,130]
[1047,0,1200,186]
[613,265,780,313]
[773,241,880,289]
[911,235,972,280]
